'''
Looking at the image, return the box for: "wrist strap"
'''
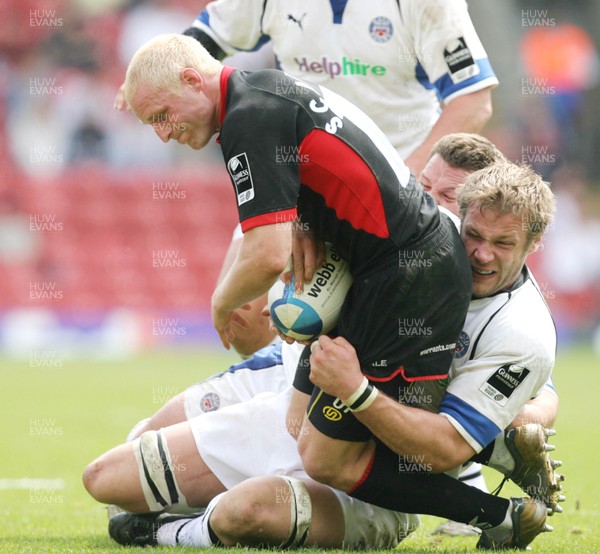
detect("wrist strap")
[344,377,379,412]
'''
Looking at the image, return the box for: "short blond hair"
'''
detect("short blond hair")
[458,162,555,242]
[124,34,222,103]
[430,133,507,172]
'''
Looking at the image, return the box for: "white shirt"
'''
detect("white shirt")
[439,269,556,452]
[193,0,498,156]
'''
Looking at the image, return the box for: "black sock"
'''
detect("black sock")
[471,440,495,465]
[350,444,509,528]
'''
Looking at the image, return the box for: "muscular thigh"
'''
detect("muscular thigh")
[160,422,226,507]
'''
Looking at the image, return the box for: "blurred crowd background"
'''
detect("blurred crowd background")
[0,0,599,358]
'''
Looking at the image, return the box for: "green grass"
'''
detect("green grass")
[0,344,598,553]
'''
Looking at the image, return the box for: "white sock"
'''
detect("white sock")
[488,433,516,475]
[459,462,489,493]
[156,493,224,547]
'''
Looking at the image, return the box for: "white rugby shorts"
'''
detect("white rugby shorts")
[188,387,419,549]
[183,342,300,419]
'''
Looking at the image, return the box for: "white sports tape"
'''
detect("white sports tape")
[343,377,369,407]
[279,476,312,548]
[134,430,189,512]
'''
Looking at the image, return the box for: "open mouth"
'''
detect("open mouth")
[472,267,494,276]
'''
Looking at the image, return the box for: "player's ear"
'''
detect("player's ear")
[180,68,203,91]
[528,238,542,254]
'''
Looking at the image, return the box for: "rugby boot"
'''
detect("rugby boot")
[477,497,552,550]
[504,424,565,513]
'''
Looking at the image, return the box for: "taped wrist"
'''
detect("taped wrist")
[344,377,378,412]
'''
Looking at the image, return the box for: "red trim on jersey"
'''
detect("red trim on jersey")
[241,208,298,233]
[299,130,390,238]
[347,449,376,495]
[219,66,235,126]
[366,367,449,383]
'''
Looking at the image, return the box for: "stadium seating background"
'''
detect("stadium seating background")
[1,0,600,355]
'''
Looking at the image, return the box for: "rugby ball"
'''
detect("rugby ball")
[268,243,353,341]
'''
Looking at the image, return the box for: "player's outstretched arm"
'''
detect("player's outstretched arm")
[212,222,292,349]
[215,228,275,356]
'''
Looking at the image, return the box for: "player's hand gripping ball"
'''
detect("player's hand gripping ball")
[268,244,353,341]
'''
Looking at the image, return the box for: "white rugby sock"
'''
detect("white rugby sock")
[156,493,224,546]
[459,462,489,493]
[487,433,516,475]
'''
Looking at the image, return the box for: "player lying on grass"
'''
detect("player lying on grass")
[88,363,421,550]
[84,161,563,550]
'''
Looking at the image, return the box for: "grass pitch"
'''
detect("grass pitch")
[0,344,598,553]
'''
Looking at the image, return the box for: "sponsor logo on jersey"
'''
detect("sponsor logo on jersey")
[454,331,470,358]
[444,37,480,83]
[227,153,255,205]
[287,12,306,30]
[480,363,530,406]
[369,16,393,43]
[200,392,220,412]
[294,56,386,79]
[322,406,343,421]
[419,342,456,356]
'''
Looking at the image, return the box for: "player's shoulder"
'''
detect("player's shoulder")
[401,0,470,24]
[503,274,554,329]
[227,69,319,113]
[222,69,306,136]
[474,278,555,360]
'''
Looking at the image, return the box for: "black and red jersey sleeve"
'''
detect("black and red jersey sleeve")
[218,68,439,272]
[219,71,302,232]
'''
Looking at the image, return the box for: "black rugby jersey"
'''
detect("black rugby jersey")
[218,66,441,273]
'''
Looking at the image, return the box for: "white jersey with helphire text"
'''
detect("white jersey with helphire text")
[193,0,498,157]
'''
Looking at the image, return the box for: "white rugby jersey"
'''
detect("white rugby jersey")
[438,268,557,453]
[193,0,498,157]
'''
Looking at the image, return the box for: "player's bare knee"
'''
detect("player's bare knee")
[211,492,266,541]
[82,458,109,502]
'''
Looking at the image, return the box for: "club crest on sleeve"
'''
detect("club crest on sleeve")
[479,363,530,406]
[227,153,255,205]
[369,17,393,43]
[444,37,480,83]
[454,331,470,358]
[200,392,221,412]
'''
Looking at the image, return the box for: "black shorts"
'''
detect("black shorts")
[307,213,471,440]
